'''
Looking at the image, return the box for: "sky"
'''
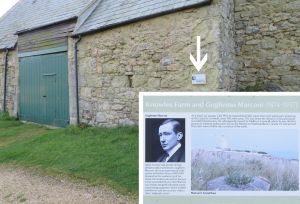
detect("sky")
[0,0,20,18]
[192,129,299,159]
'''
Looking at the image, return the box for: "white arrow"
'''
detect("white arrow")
[190,36,208,72]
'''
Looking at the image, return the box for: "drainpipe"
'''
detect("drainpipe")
[3,49,9,112]
[74,36,82,125]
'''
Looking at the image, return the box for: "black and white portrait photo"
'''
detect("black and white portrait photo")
[145,118,185,162]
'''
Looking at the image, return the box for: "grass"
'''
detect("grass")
[225,172,253,187]
[191,149,299,191]
[0,113,138,194]
[16,193,27,203]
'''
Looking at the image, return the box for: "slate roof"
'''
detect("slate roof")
[0,0,211,50]
[73,0,211,35]
[0,0,93,49]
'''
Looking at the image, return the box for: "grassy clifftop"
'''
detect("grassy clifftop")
[192,149,298,191]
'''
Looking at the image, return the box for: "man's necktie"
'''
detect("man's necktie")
[161,152,169,162]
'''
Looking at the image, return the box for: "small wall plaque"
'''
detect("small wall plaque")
[192,74,206,84]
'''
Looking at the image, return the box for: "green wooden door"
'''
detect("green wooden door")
[19,52,69,127]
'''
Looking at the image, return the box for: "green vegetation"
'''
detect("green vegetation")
[238,80,264,92]
[0,113,49,147]
[239,83,264,92]
[225,172,253,187]
[0,115,138,194]
[17,194,26,203]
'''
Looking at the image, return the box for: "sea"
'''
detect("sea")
[269,151,298,160]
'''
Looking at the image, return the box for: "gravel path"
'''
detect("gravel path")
[0,165,137,204]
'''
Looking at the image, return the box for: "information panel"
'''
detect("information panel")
[139,93,300,204]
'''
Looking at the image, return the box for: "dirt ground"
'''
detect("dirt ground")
[0,165,137,204]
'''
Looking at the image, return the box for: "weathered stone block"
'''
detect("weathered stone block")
[111,104,124,111]
[263,82,283,91]
[80,87,92,98]
[247,68,258,73]
[101,102,111,111]
[102,63,117,74]
[160,55,174,66]
[268,24,277,31]
[85,75,103,88]
[79,57,97,73]
[80,100,92,111]
[281,75,300,86]
[246,40,260,45]
[272,54,300,66]
[96,112,107,123]
[101,76,112,87]
[277,39,298,49]
[235,22,245,30]
[101,88,115,99]
[152,53,162,63]
[286,1,300,11]
[111,76,129,87]
[119,118,135,126]
[279,21,294,30]
[160,72,188,88]
[267,75,281,80]
[245,26,260,34]
[119,90,136,99]
[132,75,147,87]
[289,17,300,24]
[147,78,161,88]
[261,37,276,49]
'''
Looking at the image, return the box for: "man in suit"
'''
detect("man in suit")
[156,119,185,162]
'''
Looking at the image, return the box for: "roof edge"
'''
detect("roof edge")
[0,36,17,50]
[16,16,78,35]
[73,0,103,32]
[0,46,16,51]
[72,0,212,37]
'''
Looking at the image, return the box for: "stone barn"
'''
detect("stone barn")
[0,0,299,127]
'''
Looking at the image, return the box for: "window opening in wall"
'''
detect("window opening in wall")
[126,72,133,88]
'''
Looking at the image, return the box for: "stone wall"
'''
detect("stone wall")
[0,50,18,117]
[235,0,300,91]
[0,51,4,112]
[219,0,236,90]
[68,37,78,125]
[71,0,236,126]
[3,0,300,126]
